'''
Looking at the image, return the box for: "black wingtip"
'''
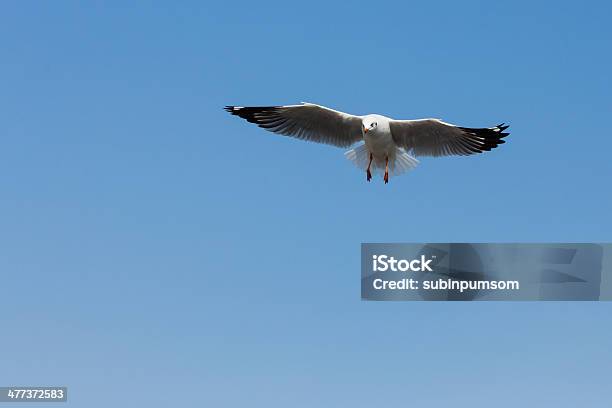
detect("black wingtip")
[223,105,288,128]
[497,123,510,132]
[456,122,510,153]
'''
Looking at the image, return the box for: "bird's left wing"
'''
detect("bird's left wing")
[389,119,509,157]
[225,103,363,148]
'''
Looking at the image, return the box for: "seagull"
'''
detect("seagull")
[225,102,509,184]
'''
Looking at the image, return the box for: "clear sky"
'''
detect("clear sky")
[1,1,611,407]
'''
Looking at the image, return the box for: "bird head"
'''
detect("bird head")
[362,117,378,134]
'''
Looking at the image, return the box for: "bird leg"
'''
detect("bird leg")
[366,153,373,182]
[384,156,389,184]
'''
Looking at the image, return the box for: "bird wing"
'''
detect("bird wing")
[225,103,363,148]
[389,119,509,157]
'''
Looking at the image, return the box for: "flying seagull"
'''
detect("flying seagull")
[225,103,509,184]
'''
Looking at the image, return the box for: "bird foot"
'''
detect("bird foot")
[367,169,372,182]
[384,172,389,184]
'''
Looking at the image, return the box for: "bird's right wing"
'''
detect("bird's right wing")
[225,103,363,148]
[389,119,509,157]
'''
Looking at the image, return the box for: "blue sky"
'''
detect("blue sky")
[1,1,611,406]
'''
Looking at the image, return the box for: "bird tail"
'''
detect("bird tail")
[392,148,420,176]
[344,143,419,177]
